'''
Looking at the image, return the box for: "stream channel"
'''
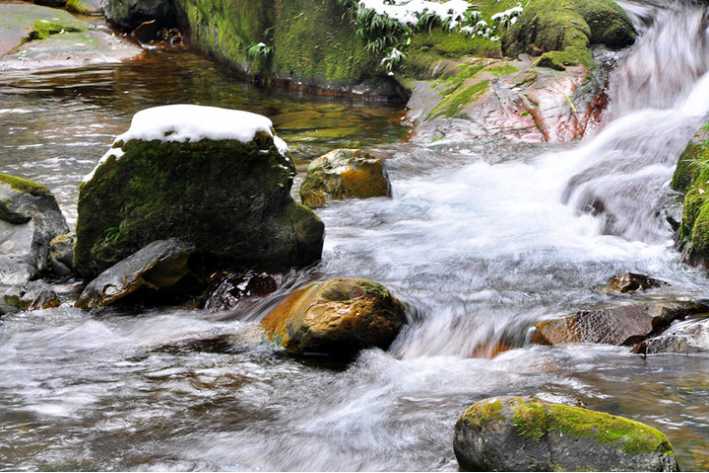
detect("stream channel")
[2,0,709,470]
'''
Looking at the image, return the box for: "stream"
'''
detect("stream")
[2,0,709,471]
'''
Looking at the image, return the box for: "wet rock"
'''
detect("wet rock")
[76,239,204,309]
[633,318,709,355]
[601,272,666,294]
[454,396,679,472]
[261,277,406,357]
[49,233,75,278]
[0,173,69,285]
[0,4,85,57]
[74,105,324,280]
[33,0,69,7]
[4,280,60,311]
[0,4,142,71]
[407,57,605,144]
[104,0,177,30]
[203,270,278,312]
[66,0,105,16]
[300,149,391,208]
[530,301,709,346]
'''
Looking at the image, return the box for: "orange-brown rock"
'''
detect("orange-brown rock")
[531,301,708,346]
[300,149,391,208]
[601,272,666,294]
[261,277,406,357]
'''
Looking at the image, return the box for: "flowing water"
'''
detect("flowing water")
[2,0,709,471]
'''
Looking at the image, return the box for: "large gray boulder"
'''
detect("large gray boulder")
[454,396,679,472]
[74,105,324,280]
[0,174,69,285]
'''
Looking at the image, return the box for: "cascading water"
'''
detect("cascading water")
[2,0,709,471]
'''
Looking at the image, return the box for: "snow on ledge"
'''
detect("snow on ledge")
[115,104,289,155]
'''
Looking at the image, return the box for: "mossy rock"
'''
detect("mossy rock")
[261,277,406,358]
[454,396,679,472]
[0,173,69,285]
[501,0,635,70]
[4,280,60,311]
[672,125,709,263]
[74,121,324,279]
[300,149,392,208]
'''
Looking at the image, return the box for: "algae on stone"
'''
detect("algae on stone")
[454,396,679,472]
[75,127,324,279]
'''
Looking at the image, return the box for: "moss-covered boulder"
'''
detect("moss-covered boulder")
[261,277,406,357]
[671,125,709,265]
[300,149,391,208]
[74,104,324,279]
[76,239,203,309]
[454,396,679,472]
[531,301,709,346]
[502,0,636,71]
[0,173,69,285]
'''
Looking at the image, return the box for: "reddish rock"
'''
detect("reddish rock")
[601,273,666,294]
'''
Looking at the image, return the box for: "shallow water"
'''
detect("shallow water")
[2,1,709,471]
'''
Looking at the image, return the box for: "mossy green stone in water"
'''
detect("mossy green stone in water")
[455,396,679,472]
[75,133,324,279]
[0,173,50,197]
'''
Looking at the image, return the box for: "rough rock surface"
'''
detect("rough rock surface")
[76,239,203,309]
[0,173,69,285]
[4,280,60,311]
[300,149,391,208]
[74,107,324,279]
[261,277,407,357]
[633,319,709,355]
[407,57,605,144]
[531,301,709,346]
[454,396,679,472]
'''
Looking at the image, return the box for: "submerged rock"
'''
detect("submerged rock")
[4,280,60,311]
[454,396,679,472]
[76,239,203,309]
[0,173,69,285]
[531,301,709,346]
[203,270,278,312]
[74,104,324,280]
[601,272,666,294]
[261,277,406,357]
[300,149,391,208]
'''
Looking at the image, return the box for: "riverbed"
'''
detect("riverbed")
[2,1,709,471]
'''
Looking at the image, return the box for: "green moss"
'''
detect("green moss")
[461,399,506,429]
[501,0,635,71]
[487,63,519,76]
[510,399,674,457]
[431,79,490,118]
[29,20,83,41]
[0,173,50,196]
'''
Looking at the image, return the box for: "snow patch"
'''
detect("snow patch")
[83,147,124,184]
[358,0,471,28]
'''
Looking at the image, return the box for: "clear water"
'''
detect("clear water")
[2,1,709,470]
